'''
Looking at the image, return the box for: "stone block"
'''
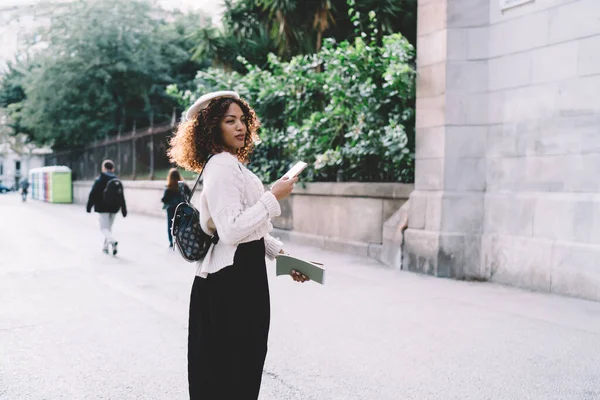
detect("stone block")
[521,155,568,192]
[446,60,488,94]
[271,196,293,230]
[485,156,525,191]
[381,201,410,269]
[489,52,532,91]
[415,126,445,159]
[367,243,383,262]
[445,92,489,125]
[447,28,469,61]
[490,0,575,25]
[383,199,406,223]
[533,195,594,243]
[592,201,600,243]
[446,126,488,158]
[293,195,383,243]
[484,193,535,236]
[488,10,549,58]
[291,182,413,200]
[443,157,487,191]
[556,75,600,116]
[502,83,559,123]
[437,232,464,277]
[531,41,578,84]
[487,124,518,158]
[403,228,439,275]
[408,191,427,229]
[559,114,600,154]
[438,232,482,279]
[417,30,447,67]
[467,26,489,60]
[461,234,483,279]
[551,242,600,301]
[416,94,445,128]
[487,91,506,125]
[564,154,600,193]
[425,192,443,231]
[548,0,600,44]
[441,192,484,234]
[578,34,600,76]
[482,234,552,292]
[417,0,447,36]
[418,0,445,6]
[417,62,447,98]
[414,158,444,191]
[514,114,599,157]
[446,0,489,28]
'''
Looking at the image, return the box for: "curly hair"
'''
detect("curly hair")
[168,97,261,172]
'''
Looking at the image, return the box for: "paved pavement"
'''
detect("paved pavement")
[1,192,600,400]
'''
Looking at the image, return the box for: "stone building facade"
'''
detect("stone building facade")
[406,0,600,300]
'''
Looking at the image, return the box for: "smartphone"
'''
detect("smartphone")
[283,161,308,179]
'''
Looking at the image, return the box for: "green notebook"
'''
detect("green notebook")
[276,255,326,284]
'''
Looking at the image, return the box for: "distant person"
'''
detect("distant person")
[86,160,127,255]
[161,168,191,248]
[168,91,308,400]
[20,178,29,202]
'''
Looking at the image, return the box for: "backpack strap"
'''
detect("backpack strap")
[189,154,213,201]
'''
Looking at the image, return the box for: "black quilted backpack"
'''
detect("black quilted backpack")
[171,156,218,262]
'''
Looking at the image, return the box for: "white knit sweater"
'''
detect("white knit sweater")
[196,152,284,278]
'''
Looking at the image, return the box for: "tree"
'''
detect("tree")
[190,0,417,70]
[0,0,208,150]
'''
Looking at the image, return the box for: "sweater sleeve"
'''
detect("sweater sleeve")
[86,178,101,212]
[264,234,283,261]
[205,163,281,245]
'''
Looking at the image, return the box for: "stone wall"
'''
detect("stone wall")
[74,181,412,264]
[484,0,600,300]
[407,0,600,301]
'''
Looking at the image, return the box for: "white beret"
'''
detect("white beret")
[185,91,241,121]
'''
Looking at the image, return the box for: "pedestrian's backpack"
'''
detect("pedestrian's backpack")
[103,178,124,208]
[171,155,218,262]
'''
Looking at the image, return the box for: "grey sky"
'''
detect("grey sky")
[0,0,225,16]
[0,0,225,70]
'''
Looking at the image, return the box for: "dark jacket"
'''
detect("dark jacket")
[86,172,127,216]
[161,183,191,211]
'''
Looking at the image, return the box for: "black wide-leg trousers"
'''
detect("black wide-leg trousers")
[188,239,270,400]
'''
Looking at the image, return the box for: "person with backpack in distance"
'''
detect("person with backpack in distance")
[86,159,127,255]
[168,91,309,400]
[161,168,191,248]
[20,178,29,202]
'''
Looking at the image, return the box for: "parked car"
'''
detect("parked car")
[0,184,12,193]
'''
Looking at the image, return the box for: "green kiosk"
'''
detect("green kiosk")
[29,166,73,203]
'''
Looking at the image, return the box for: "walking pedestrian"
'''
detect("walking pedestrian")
[86,160,127,255]
[161,168,191,248]
[20,178,29,202]
[168,91,309,400]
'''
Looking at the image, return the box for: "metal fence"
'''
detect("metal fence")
[44,122,195,181]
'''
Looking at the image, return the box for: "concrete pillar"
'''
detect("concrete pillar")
[403,0,490,279]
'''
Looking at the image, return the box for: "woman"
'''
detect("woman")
[168,91,309,400]
[161,168,191,248]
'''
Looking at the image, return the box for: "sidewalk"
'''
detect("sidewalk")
[1,193,599,399]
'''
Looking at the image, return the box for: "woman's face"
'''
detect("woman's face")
[219,103,247,153]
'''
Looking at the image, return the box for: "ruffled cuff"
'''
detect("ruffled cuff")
[259,191,281,218]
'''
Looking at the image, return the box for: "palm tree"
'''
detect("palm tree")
[258,0,336,54]
[189,0,417,71]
